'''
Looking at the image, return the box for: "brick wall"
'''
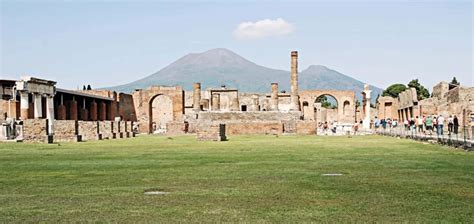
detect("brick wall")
[296,121,316,135]
[196,123,226,141]
[78,121,100,141]
[54,120,79,142]
[23,119,48,143]
[225,122,283,135]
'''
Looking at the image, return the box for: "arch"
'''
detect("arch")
[149,94,173,134]
[343,100,351,115]
[314,94,338,109]
[314,94,339,123]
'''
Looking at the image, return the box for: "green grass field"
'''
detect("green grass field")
[0,135,473,223]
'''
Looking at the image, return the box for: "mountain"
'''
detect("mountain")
[105,48,382,102]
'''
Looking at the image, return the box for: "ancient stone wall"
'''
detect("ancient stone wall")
[54,120,79,142]
[98,121,113,139]
[166,121,186,135]
[296,121,316,135]
[78,121,100,141]
[1,100,20,120]
[23,119,48,143]
[226,122,283,135]
[118,93,137,121]
[299,90,356,123]
[197,111,300,122]
[196,123,226,141]
[133,86,184,134]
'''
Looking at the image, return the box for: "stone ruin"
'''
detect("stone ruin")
[3,50,447,142]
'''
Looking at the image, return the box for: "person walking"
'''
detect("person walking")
[416,116,424,133]
[447,115,454,134]
[453,115,459,136]
[425,115,433,135]
[437,115,445,136]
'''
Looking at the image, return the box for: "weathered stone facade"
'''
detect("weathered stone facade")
[196,123,226,141]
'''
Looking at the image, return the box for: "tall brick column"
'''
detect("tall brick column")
[289,51,300,111]
[69,98,78,121]
[57,94,66,120]
[99,101,106,121]
[270,83,279,111]
[90,101,98,121]
[193,82,201,111]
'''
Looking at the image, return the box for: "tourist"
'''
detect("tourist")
[447,115,454,134]
[392,119,398,128]
[417,116,424,133]
[381,119,387,129]
[323,122,329,135]
[374,116,380,129]
[433,116,438,134]
[353,121,359,134]
[409,118,416,132]
[453,115,459,135]
[425,115,433,135]
[404,119,409,131]
[437,115,445,136]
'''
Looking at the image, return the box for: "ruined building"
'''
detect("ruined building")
[1,51,367,142]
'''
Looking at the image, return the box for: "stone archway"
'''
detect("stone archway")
[149,94,173,134]
[314,94,339,123]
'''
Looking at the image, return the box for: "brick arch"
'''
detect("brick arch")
[132,86,185,134]
[299,90,356,123]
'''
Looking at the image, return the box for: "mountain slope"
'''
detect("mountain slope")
[105,48,382,101]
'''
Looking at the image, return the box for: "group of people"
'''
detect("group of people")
[375,114,460,136]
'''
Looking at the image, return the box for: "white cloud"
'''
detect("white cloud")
[233,18,294,40]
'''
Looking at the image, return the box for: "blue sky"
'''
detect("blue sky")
[1,0,472,90]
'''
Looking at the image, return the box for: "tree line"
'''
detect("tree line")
[381,77,459,100]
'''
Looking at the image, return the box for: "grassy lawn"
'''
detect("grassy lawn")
[0,135,473,223]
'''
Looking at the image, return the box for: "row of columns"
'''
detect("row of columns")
[19,91,54,120]
[19,91,55,134]
[55,94,116,121]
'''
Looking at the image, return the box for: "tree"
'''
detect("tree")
[315,95,337,109]
[83,85,86,90]
[407,79,430,100]
[450,77,460,86]
[382,84,406,98]
[87,85,92,90]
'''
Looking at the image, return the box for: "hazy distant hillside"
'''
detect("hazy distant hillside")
[106,48,382,101]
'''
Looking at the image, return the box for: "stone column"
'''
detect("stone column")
[362,84,372,129]
[69,97,78,121]
[289,51,300,111]
[20,91,29,120]
[57,94,66,120]
[193,83,201,111]
[33,93,43,118]
[211,93,220,111]
[46,95,54,134]
[99,101,106,121]
[90,101,98,121]
[270,83,279,111]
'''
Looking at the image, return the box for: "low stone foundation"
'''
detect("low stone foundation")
[296,121,316,135]
[197,123,226,141]
[226,122,282,135]
[23,119,48,143]
[54,120,81,142]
